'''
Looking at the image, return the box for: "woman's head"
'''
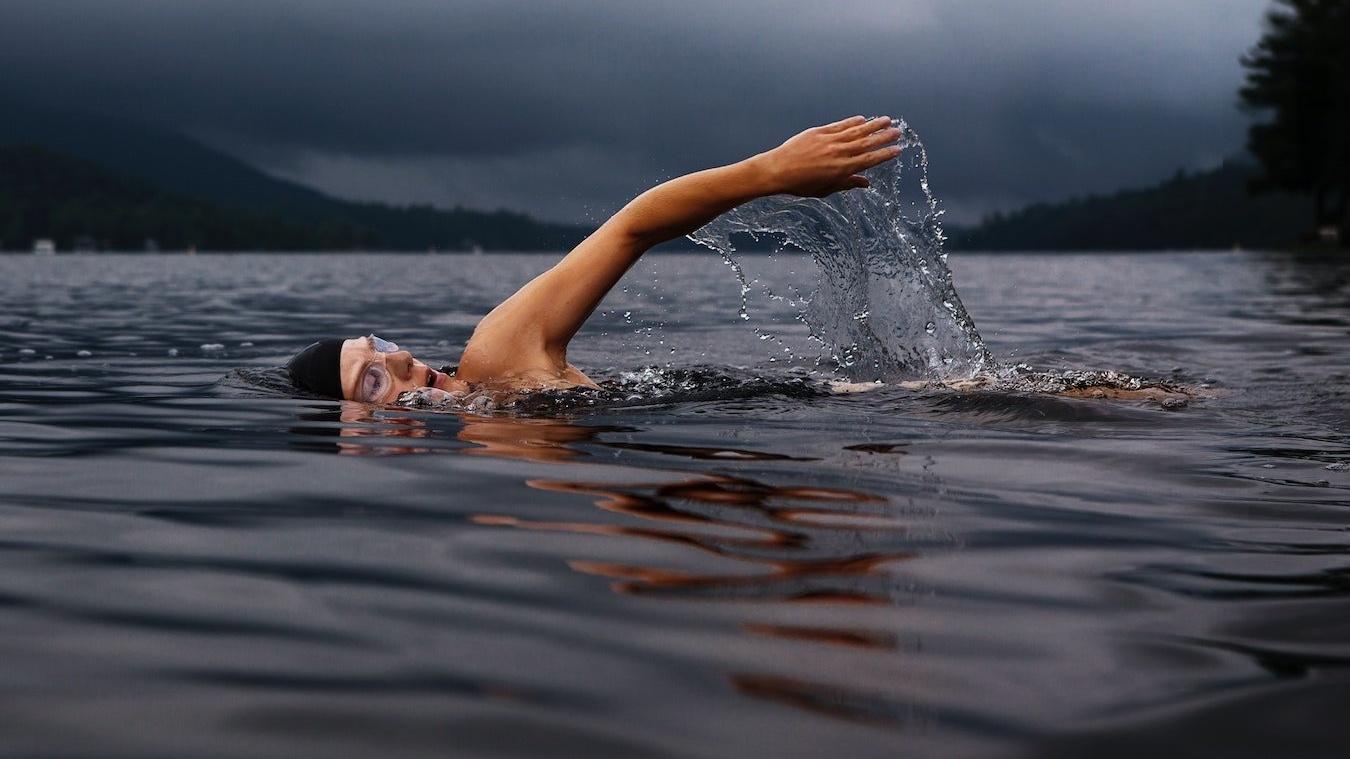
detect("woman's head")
[287,335,459,403]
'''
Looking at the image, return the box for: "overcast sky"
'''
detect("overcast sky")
[1,0,1272,224]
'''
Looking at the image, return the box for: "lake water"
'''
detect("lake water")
[1,250,1347,758]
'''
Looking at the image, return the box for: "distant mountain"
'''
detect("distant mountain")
[0,145,374,251]
[0,100,589,250]
[949,161,1312,251]
[0,101,341,213]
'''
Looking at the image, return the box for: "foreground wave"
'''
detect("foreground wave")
[3,250,1347,759]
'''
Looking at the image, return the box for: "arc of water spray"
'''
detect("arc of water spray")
[690,118,992,383]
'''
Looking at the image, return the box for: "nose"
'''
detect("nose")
[387,350,416,379]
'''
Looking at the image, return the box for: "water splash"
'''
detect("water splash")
[394,366,824,416]
[689,118,991,382]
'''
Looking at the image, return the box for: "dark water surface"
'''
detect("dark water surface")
[1,251,1347,758]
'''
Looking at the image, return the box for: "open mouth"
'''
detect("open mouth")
[426,368,443,389]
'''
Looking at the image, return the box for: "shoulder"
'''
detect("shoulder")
[456,315,597,389]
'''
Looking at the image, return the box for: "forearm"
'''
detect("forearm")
[490,155,782,354]
[606,154,778,249]
[609,115,900,249]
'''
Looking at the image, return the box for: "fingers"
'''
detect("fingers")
[819,115,868,133]
[849,144,902,174]
[855,128,901,155]
[840,117,901,175]
[818,116,899,154]
[859,123,901,151]
[788,115,904,197]
[819,114,897,138]
[838,117,902,174]
[839,115,893,142]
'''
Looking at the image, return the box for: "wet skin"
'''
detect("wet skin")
[339,336,469,404]
[337,336,599,404]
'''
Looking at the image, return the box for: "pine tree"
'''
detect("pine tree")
[1239,0,1350,244]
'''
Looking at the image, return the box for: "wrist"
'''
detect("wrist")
[739,151,784,197]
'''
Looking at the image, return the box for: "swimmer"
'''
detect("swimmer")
[287,115,904,403]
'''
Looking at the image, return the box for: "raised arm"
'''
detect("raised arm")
[456,116,902,385]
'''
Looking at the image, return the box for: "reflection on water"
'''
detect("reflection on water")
[320,407,930,726]
[305,405,620,460]
[4,251,1349,758]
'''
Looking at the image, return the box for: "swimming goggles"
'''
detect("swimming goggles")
[357,334,401,402]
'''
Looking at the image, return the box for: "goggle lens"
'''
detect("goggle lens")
[360,363,389,402]
[357,335,400,402]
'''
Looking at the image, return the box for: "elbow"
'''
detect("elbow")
[599,216,668,257]
[608,198,694,251]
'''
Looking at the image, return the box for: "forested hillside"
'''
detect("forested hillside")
[951,161,1310,251]
[1,101,590,251]
[0,145,370,251]
[0,143,590,252]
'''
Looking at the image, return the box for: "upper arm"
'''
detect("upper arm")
[455,222,646,382]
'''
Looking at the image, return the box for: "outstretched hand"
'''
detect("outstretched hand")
[755,115,903,198]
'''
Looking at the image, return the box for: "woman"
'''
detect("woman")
[287,115,904,404]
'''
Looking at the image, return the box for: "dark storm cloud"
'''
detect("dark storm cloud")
[0,0,1269,222]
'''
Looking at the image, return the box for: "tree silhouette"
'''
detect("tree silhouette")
[1240,0,1350,244]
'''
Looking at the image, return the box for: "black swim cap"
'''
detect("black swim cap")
[286,338,346,399]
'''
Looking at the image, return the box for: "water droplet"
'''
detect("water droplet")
[77,350,92,357]
[167,348,179,357]
[18,348,35,355]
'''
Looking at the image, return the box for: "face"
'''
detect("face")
[339,335,464,403]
